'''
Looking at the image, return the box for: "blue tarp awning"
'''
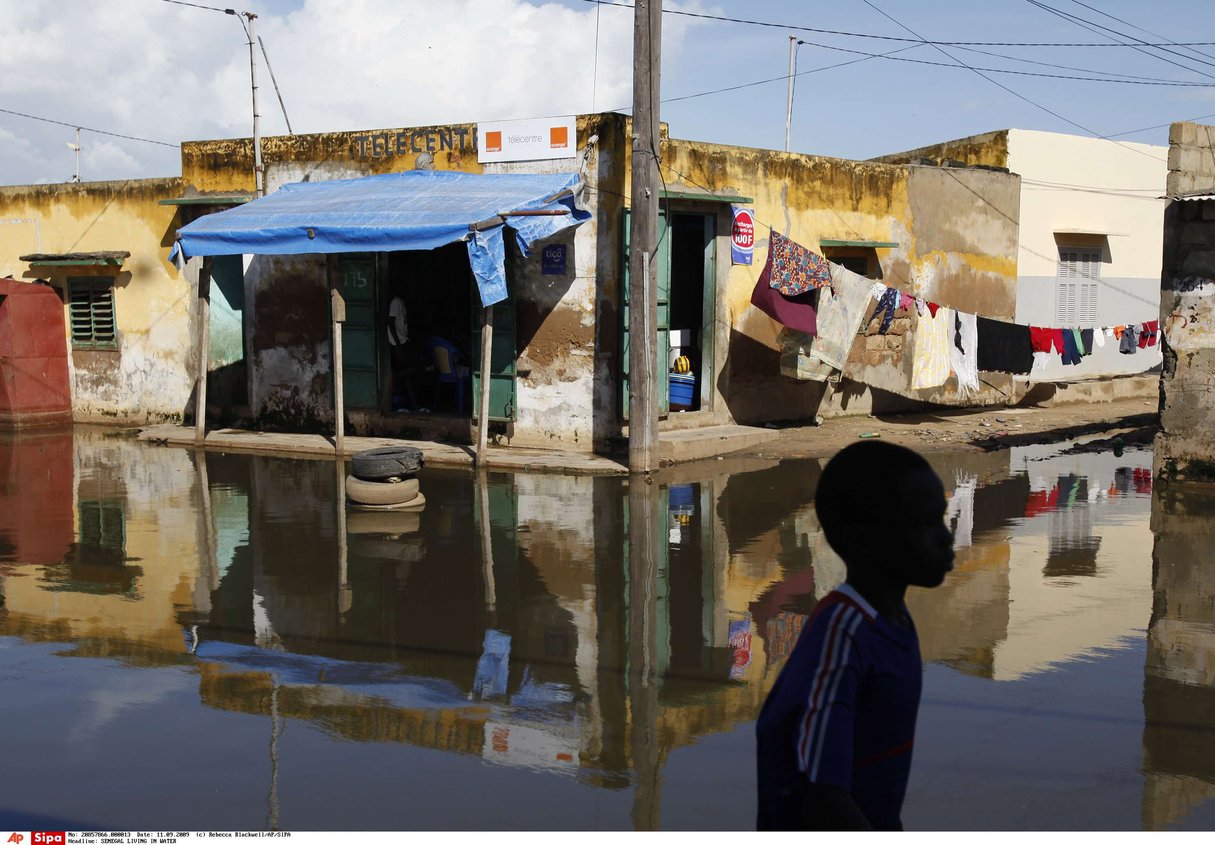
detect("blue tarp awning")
[170,169,590,307]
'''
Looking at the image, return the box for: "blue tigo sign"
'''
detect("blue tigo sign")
[542,243,568,275]
[731,206,755,265]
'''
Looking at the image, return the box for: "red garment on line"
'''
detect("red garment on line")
[1138,320,1159,348]
[926,302,939,317]
[1030,327,1065,354]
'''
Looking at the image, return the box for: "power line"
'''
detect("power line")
[949,43,1212,84]
[1025,0,1215,81]
[0,106,179,148]
[859,1,1164,163]
[798,38,1215,87]
[571,0,1215,48]
[1109,111,1215,138]
[1067,0,1215,66]
[159,0,237,14]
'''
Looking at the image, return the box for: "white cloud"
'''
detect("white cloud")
[0,0,708,185]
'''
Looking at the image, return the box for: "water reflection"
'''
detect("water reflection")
[0,428,1211,830]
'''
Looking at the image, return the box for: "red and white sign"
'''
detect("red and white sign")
[731,206,755,265]
[478,117,577,163]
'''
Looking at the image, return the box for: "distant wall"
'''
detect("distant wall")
[1156,122,1215,482]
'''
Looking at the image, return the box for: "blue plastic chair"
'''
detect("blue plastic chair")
[426,336,470,415]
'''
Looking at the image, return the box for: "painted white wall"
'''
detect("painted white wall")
[1010,130,1166,380]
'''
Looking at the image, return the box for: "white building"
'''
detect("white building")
[878,129,1167,383]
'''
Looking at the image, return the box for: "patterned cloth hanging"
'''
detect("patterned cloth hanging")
[766,230,833,296]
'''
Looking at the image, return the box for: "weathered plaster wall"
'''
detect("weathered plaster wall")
[873,130,1011,169]
[0,179,195,424]
[658,137,1020,424]
[1156,122,1215,483]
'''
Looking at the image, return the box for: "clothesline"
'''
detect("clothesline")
[756,229,1162,389]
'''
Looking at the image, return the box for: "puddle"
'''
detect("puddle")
[0,428,1211,831]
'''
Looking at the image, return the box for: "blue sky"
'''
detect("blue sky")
[1,0,1213,184]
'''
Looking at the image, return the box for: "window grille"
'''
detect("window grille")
[67,277,117,349]
[1055,249,1100,326]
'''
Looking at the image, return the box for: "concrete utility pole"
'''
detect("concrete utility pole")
[628,0,662,474]
[245,12,265,197]
[785,36,798,153]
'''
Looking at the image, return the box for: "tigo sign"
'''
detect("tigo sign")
[731,206,755,265]
[478,117,577,163]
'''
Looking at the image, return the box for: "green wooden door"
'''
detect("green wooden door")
[339,255,379,409]
[471,289,517,421]
[621,208,671,419]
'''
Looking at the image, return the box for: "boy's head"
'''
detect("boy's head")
[815,441,954,589]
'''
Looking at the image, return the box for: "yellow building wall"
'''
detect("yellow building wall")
[0,179,196,423]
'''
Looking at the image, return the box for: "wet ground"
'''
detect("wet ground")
[0,426,1212,831]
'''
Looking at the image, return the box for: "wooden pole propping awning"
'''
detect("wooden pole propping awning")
[469,209,572,232]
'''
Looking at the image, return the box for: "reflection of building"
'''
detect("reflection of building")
[1143,486,1215,830]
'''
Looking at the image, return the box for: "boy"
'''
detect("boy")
[756,441,954,831]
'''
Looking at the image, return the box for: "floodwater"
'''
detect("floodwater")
[0,428,1212,832]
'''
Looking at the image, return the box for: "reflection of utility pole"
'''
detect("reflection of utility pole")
[627,480,662,830]
[192,449,218,616]
[336,461,351,617]
[477,471,497,624]
[267,680,282,831]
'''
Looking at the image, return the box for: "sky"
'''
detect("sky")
[2,0,1214,185]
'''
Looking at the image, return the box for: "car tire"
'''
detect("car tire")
[345,475,420,506]
[351,446,424,480]
[347,492,427,512]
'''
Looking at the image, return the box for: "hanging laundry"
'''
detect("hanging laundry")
[1119,325,1139,354]
[780,263,874,380]
[914,296,927,317]
[766,230,833,296]
[1080,328,1094,356]
[750,247,818,334]
[871,281,888,301]
[946,475,977,549]
[1094,328,1106,348]
[950,311,980,398]
[898,292,915,312]
[976,316,1034,374]
[1138,320,1159,348]
[911,306,953,390]
[1029,327,1065,354]
[927,302,940,317]
[1113,325,1126,339]
[869,287,899,333]
[1061,329,1083,365]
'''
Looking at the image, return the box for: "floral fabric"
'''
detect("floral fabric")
[766,230,833,296]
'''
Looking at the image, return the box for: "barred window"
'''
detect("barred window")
[68,277,117,349]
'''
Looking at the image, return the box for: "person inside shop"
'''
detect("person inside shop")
[755,441,955,831]
[387,282,419,413]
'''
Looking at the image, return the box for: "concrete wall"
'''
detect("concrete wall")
[880,129,1167,383]
[1009,130,1165,381]
[1156,122,1215,482]
[0,179,195,424]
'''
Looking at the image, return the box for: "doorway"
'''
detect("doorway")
[667,212,716,411]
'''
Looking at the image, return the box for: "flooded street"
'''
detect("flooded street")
[1,428,1212,831]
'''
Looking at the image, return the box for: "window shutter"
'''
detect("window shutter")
[1056,249,1100,327]
[67,278,117,349]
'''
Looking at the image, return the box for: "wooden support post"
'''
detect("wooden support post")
[627,477,662,828]
[336,458,351,616]
[194,257,212,446]
[329,256,346,457]
[628,0,663,474]
[476,305,494,466]
[477,470,496,616]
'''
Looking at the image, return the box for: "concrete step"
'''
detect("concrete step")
[658,424,780,463]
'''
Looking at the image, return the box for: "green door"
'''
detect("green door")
[471,287,517,421]
[339,255,378,409]
[621,208,671,418]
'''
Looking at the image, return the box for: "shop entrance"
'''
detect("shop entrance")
[620,208,717,417]
[337,245,515,420]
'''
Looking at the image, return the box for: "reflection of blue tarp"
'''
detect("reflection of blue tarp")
[170,170,589,307]
[191,638,473,712]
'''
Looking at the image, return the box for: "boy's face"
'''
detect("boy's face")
[874,469,954,589]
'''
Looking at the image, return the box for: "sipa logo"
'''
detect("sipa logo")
[33,835,64,845]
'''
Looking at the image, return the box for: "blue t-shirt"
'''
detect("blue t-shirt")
[756,584,922,831]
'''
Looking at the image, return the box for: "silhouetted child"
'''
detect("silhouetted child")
[756,441,954,831]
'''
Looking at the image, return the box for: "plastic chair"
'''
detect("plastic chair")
[426,336,470,415]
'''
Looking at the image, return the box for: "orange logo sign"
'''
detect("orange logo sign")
[549,126,569,149]
[485,130,503,153]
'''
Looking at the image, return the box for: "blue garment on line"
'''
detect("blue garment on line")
[869,288,899,333]
[1061,328,1083,365]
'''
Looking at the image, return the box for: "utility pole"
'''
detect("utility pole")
[628,0,662,474]
[785,36,797,152]
[244,11,265,197]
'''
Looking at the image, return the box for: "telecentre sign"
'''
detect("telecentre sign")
[478,117,577,163]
